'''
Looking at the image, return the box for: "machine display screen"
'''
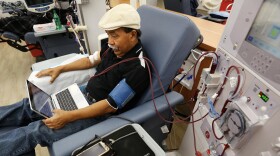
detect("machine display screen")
[25,0,53,7]
[258,91,269,103]
[246,0,280,59]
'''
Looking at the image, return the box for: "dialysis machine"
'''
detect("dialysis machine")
[178,0,280,155]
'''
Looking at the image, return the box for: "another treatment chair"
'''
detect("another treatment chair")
[47,5,200,155]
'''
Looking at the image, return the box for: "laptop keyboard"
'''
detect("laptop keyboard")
[56,89,78,111]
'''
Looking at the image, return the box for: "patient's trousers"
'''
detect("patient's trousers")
[0,98,102,156]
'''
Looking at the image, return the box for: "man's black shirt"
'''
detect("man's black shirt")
[86,41,149,112]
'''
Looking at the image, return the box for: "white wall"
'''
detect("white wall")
[77,1,107,54]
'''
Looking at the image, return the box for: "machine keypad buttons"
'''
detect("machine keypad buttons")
[250,53,273,74]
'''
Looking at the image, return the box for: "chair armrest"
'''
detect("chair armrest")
[31,53,82,71]
[119,91,184,123]
[48,91,184,156]
[29,53,96,94]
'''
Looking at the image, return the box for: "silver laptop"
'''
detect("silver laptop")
[26,80,89,118]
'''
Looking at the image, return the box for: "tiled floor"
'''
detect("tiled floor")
[0,42,49,156]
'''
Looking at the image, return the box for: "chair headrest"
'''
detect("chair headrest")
[136,5,200,105]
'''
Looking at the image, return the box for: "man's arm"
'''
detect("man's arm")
[60,51,102,71]
[36,51,101,83]
[57,57,96,72]
[43,100,116,129]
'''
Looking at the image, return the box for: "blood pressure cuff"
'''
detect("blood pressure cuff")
[107,79,135,109]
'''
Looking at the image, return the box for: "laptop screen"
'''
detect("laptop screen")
[26,80,53,118]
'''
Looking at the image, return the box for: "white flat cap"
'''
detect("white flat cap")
[98,4,140,30]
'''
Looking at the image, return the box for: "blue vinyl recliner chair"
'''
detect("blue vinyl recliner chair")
[47,5,200,156]
[0,5,200,156]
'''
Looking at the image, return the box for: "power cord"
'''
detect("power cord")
[108,131,137,145]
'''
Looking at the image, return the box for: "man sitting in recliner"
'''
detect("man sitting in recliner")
[0,4,149,155]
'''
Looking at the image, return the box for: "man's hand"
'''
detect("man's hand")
[43,109,72,129]
[36,67,62,83]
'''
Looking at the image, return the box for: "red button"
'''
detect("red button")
[207,149,211,155]
[205,131,210,139]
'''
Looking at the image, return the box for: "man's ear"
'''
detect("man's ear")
[130,30,137,40]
